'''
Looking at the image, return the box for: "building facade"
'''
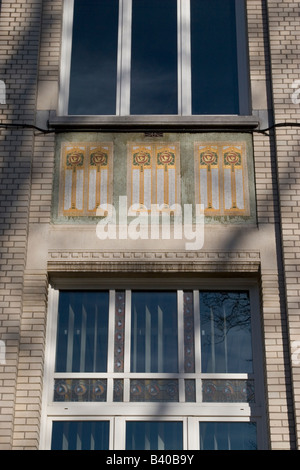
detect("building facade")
[0,0,300,450]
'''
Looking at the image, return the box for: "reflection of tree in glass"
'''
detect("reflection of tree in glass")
[200,291,251,345]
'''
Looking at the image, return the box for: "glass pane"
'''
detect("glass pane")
[191,0,240,114]
[114,291,125,372]
[202,379,255,403]
[113,379,124,402]
[55,291,109,373]
[54,379,107,402]
[200,291,253,373]
[185,379,196,402]
[184,291,195,373]
[51,421,109,450]
[199,422,257,450]
[130,0,178,114]
[68,0,119,115]
[126,421,183,450]
[131,291,178,373]
[130,379,179,402]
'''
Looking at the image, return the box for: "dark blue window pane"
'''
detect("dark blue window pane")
[200,422,257,450]
[51,421,109,450]
[200,291,253,373]
[55,291,109,373]
[191,0,239,114]
[131,291,178,373]
[130,0,178,115]
[126,421,183,450]
[68,0,119,115]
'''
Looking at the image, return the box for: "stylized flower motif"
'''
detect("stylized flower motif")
[67,150,84,167]
[148,382,160,397]
[90,151,108,166]
[133,151,151,166]
[54,380,69,397]
[200,150,218,166]
[131,382,142,396]
[157,150,175,166]
[73,381,87,397]
[93,380,106,398]
[224,151,241,166]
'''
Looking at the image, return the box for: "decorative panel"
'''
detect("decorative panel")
[202,379,255,403]
[59,142,113,217]
[54,378,107,402]
[185,379,196,402]
[195,142,249,216]
[130,379,179,402]
[114,290,126,373]
[113,379,124,402]
[183,291,195,373]
[128,142,180,212]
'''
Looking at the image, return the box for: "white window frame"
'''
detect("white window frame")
[58,0,249,117]
[40,278,267,450]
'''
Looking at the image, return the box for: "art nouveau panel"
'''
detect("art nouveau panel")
[59,142,113,216]
[128,142,180,212]
[195,142,249,217]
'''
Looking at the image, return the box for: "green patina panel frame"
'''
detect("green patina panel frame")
[52,132,256,225]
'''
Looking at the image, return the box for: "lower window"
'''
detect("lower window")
[49,418,258,450]
[51,420,109,450]
[41,279,266,450]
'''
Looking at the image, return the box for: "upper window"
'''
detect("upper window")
[60,0,250,116]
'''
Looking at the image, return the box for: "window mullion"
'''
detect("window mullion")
[107,290,116,402]
[177,290,185,374]
[116,0,132,116]
[123,290,131,401]
[235,0,250,115]
[178,0,192,115]
[59,0,74,115]
[193,290,202,403]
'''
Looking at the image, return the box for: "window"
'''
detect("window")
[60,0,250,116]
[41,279,266,450]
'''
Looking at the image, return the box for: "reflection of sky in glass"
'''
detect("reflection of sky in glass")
[51,421,109,450]
[130,0,178,115]
[131,291,178,373]
[191,0,239,114]
[126,421,183,450]
[55,291,109,373]
[200,291,253,373]
[68,0,119,115]
[200,422,257,450]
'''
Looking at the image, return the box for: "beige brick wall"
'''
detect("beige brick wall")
[0,0,44,449]
[266,0,300,449]
[248,0,296,449]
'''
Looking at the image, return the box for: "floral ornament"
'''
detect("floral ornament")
[54,380,70,400]
[73,380,88,398]
[157,150,175,166]
[92,380,106,400]
[133,150,151,166]
[90,149,108,167]
[200,149,218,167]
[224,149,241,167]
[66,148,84,168]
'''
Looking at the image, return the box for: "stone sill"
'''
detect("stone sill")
[49,114,259,132]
